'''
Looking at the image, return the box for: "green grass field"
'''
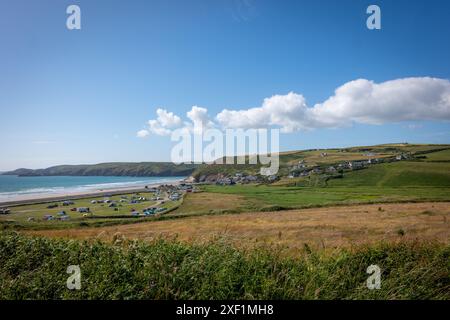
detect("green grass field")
[422,148,450,162]
[201,184,450,210]
[194,159,450,212]
[0,191,182,230]
[328,161,450,187]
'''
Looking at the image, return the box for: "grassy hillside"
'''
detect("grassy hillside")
[185,148,450,212]
[423,149,450,162]
[3,162,199,177]
[328,161,450,187]
[0,232,448,299]
[191,143,450,179]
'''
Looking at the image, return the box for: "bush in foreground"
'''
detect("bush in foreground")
[0,232,448,300]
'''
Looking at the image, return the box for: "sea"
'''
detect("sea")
[0,175,185,202]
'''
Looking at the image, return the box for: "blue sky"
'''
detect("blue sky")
[0,0,449,170]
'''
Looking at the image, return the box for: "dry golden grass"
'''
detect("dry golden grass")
[25,202,450,251]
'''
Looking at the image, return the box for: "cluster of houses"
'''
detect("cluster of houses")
[198,172,263,185]
[178,183,195,192]
[213,173,280,186]
[158,182,199,201]
[160,183,196,200]
[190,151,414,184]
[169,193,181,201]
[288,153,412,178]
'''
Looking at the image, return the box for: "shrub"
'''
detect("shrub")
[0,232,448,300]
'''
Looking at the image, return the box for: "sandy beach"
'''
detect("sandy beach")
[0,181,182,207]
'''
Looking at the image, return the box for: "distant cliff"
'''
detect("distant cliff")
[2,162,199,177]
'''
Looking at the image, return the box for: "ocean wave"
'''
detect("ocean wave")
[0,176,183,201]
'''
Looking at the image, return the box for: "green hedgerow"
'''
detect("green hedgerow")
[0,231,448,300]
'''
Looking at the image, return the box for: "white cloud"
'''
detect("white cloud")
[141,106,214,136]
[309,77,450,127]
[147,120,172,136]
[136,129,149,138]
[139,108,183,136]
[217,77,450,131]
[216,92,309,132]
[139,77,450,136]
[154,108,182,128]
[186,106,215,133]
